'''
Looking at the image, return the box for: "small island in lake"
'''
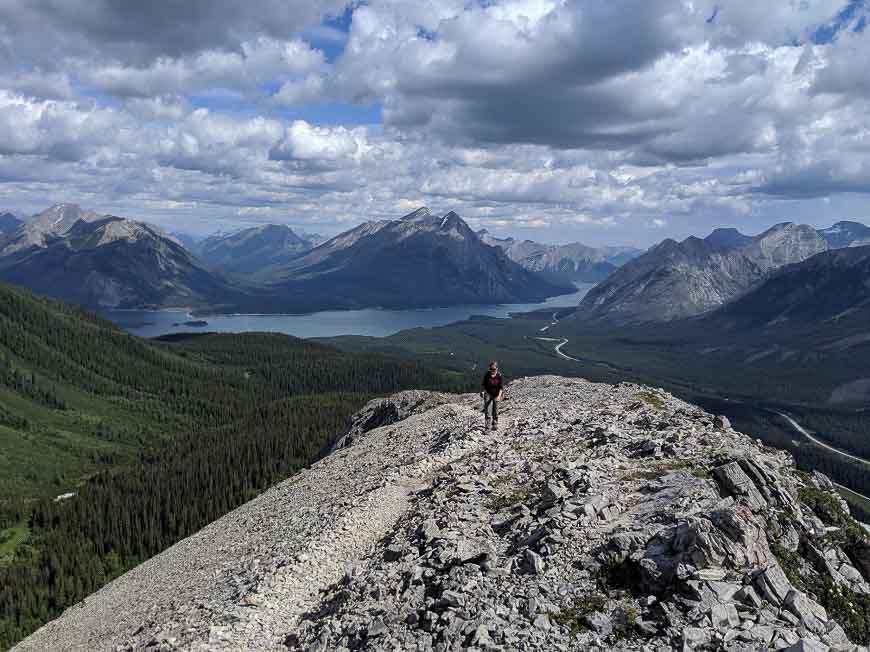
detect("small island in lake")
[172,320,209,327]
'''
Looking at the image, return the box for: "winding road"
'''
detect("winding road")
[535,312,580,361]
[774,410,870,468]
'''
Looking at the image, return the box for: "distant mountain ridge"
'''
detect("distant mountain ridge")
[818,220,870,249]
[0,212,239,309]
[478,230,641,283]
[579,222,831,323]
[5,204,868,316]
[199,224,316,276]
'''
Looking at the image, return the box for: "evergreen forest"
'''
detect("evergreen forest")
[0,282,467,649]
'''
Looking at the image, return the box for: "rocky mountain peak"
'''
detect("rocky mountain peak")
[0,212,22,238]
[16,376,870,651]
[400,206,432,222]
[705,227,752,251]
[28,203,102,231]
[69,216,154,247]
[0,214,236,309]
[743,222,828,273]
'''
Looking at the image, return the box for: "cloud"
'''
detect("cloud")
[273,75,327,106]
[0,71,74,100]
[811,26,870,96]
[270,121,363,161]
[84,38,326,99]
[0,91,125,158]
[0,0,349,64]
[751,160,870,198]
[0,0,869,246]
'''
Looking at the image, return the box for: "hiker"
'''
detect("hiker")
[481,361,504,430]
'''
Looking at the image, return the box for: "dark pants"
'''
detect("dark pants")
[484,393,498,422]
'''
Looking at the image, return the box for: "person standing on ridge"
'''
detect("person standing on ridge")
[481,361,504,430]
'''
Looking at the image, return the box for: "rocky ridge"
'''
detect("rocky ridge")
[16,376,870,652]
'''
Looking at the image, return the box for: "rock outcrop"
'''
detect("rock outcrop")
[16,377,870,651]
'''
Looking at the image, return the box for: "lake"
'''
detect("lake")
[99,284,593,339]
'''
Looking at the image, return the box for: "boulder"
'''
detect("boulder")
[754,564,793,606]
[682,626,711,649]
[584,611,613,636]
[713,462,767,510]
[784,590,828,635]
[711,603,740,631]
[781,639,830,652]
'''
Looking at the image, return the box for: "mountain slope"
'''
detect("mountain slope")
[199,224,315,276]
[579,223,829,324]
[710,244,870,329]
[17,378,870,651]
[0,212,21,239]
[579,235,766,323]
[0,216,241,309]
[479,231,641,283]
[265,208,571,309]
[171,231,204,253]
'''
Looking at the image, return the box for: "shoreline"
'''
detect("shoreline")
[99,285,591,321]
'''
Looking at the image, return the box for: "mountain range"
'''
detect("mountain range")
[4,203,870,321]
[478,230,641,283]
[578,221,870,324]
[0,204,571,312]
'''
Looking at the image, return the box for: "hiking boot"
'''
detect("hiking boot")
[491,421,498,431]
[485,417,491,429]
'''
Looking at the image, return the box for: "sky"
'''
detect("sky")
[1,0,869,247]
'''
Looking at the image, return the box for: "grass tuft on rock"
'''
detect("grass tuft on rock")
[631,391,666,411]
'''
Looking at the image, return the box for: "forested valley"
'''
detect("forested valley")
[0,282,468,649]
